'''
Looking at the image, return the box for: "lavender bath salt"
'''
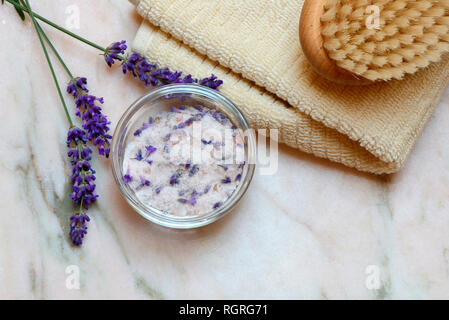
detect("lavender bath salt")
[122,105,245,217]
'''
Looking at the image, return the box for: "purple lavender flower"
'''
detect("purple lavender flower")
[136,176,151,190]
[134,149,143,161]
[235,173,242,181]
[150,68,195,86]
[170,172,181,185]
[213,202,222,209]
[211,110,227,124]
[67,128,98,207]
[67,78,112,158]
[66,127,86,145]
[221,176,232,184]
[69,213,90,246]
[177,121,186,129]
[115,47,223,91]
[189,164,199,177]
[67,126,97,246]
[155,186,162,194]
[202,139,212,145]
[140,176,151,186]
[178,197,197,206]
[123,169,133,183]
[67,147,92,163]
[67,77,88,97]
[104,40,127,67]
[188,197,197,206]
[70,160,98,207]
[184,117,194,126]
[199,74,223,90]
[145,145,157,158]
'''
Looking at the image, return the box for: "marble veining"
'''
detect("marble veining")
[0,0,449,299]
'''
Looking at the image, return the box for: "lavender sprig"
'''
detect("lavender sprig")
[105,41,223,91]
[67,127,97,245]
[20,0,100,246]
[3,3,224,91]
[67,77,112,157]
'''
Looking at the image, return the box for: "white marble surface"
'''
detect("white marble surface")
[1,0,449,299]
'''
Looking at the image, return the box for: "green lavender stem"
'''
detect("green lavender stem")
[36,22,79,90]
[21,0,73,126]
[37,23,86,157]
[23,0,87,216]
[5,0,123,59]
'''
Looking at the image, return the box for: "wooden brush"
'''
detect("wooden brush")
[300,0,449,85]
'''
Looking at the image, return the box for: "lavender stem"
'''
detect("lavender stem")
[21,0,73,126]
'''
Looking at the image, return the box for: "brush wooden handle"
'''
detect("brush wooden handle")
[299,0,372,86]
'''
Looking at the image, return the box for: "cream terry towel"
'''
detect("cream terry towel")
[129,0,449,174]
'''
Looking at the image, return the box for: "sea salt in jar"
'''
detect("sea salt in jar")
[111,84,256,228]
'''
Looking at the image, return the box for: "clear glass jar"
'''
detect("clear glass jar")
[111,84,256,229]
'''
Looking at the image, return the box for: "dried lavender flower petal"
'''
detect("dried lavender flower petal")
[170,172,181,185]
[189,164,199,177]
[134,149,143,161]
[123,169,133,183]
[136,176,151,190]
[221,176,232,184]
[145,145,157,158]
[188,197,197,206]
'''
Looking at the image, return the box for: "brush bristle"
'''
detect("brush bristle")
[321,0,449,81]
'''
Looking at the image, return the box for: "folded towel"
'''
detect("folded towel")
[130,0,449,174]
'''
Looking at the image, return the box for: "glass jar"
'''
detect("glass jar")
[111,84,256,229]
